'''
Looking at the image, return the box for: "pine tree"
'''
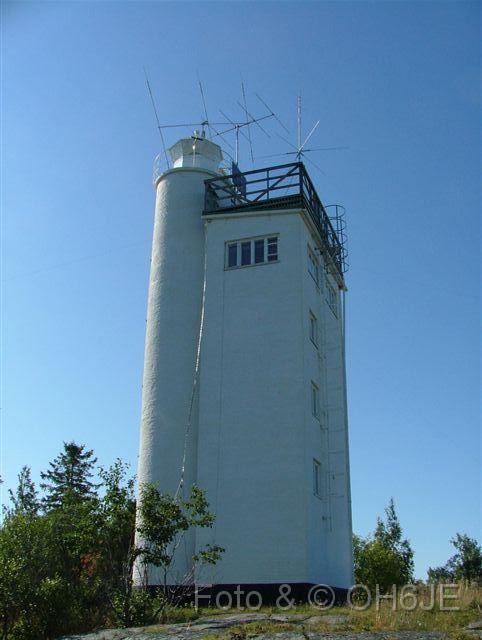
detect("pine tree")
[8,466,40,515]
[40,441,99,510]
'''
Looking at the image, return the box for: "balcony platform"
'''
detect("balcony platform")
[203,162,347,277]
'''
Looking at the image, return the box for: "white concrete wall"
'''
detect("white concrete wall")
[195,208,353,587]
[196,211,307,585]
[135,166,216,585]
[136,151,352,588]
[299,219,354,588]
[321,266,354,587]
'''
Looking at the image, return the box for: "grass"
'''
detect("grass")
[146,585,482,638]
[226,621,299,637]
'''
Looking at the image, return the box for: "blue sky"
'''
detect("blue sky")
[1,1,480,579]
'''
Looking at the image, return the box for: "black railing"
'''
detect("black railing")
[203,162,347,275]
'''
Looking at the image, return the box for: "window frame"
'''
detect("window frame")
[326,279,338,316]
[311,381,320,419]
[227,243,238,268]
[225,235,279,270]
[309,311,318,348]
[313,458,322,498]
[307,246,319,286]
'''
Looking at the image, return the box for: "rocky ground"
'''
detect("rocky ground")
[60,612,482,640]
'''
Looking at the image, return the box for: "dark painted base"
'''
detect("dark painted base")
[142,583,349,607]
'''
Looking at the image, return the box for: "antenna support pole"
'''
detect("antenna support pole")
[297,95,301,152]
[235,125,240,164]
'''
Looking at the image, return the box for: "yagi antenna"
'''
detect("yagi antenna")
[255,92,290,134]
[196,75,236,153]
[241,81,254,164]
[219,109,250,164]
[146,76,289,172]
[144,67,170,169]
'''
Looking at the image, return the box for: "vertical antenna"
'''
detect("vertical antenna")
[235,125,240,164]
[143,68,170,169]
[297,94,302,152]
[197,73,212,139]
[197,75,236,156]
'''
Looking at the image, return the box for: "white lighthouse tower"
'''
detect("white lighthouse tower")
[136,132,353,597]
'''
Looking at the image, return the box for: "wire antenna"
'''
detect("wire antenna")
[143,68,170,169]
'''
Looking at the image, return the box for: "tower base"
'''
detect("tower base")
[142,582,349,607]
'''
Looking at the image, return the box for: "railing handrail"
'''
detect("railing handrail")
[204,161,302,184]
[204,161,347,275]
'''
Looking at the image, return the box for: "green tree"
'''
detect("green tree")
[132,484,224,625]
[40,441,98,510]
[373,498,414,581]
[0,510,70,640]
[0,448,225,636]
[428,533,482,584]
[353,498,414,592]
[7,466,40,516]
[96,460,140,626]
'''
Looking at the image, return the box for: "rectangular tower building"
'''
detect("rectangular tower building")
[136,137,353,597]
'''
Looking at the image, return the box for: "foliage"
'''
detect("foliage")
[353,498,414,592]
[40,441,99,510]
[137,483,223,573]
[428,534,482,585]
[131,483,224,624]
[0,443,223,637]
[7,467,39,516]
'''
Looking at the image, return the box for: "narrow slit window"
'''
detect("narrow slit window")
[313,459,322,497]
[309,312,318,347]
[326,281,338,316]
[308,247,319,285]
[311,382,319,418]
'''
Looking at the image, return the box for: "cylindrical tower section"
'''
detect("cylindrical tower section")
[135,135,222,586]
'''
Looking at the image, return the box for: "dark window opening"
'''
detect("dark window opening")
[254,240,264,263]
[241,242,251,266]
[228,244,237,268]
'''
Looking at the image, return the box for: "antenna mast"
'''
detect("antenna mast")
[256,94,347,175]
[143,68,170,169]
[297,94,301,151]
